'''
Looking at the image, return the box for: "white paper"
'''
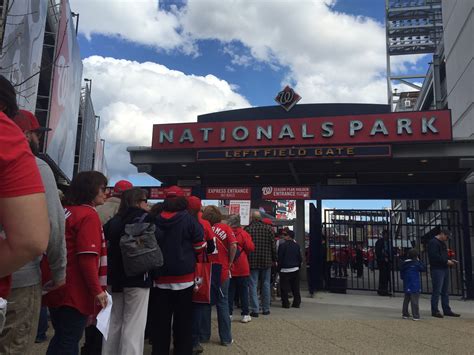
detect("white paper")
[96,292,113,341]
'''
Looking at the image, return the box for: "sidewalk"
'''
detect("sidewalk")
[143,291,474,354]
[33,291,474,354]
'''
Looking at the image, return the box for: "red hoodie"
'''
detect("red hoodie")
[231,227,255,277]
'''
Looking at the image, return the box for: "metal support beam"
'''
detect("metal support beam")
[461,184,474,299]
[289,162,300,185]
[396,79,422,90]
[295,200,306,281]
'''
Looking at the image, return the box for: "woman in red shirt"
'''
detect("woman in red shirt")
[44,171,108,355]
[226,214,255,323]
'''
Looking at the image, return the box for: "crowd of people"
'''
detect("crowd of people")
[0,74,463,355]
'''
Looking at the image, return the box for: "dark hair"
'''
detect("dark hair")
[150,202,164,217]
[202,205,223,226]
[65,171,108,205]
[407,248,419,259]
[117,187,147,216]
[0,75,18,118]
[162,196,188,212]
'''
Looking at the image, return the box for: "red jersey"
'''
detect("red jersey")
[43,205,107,316]
[209,223,237,283]
[0,112,45,298]
[231,227,255,277]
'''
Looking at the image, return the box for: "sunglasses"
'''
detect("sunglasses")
[99,186,110,194]
[140,198,148,203]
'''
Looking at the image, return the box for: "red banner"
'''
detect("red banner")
[152,110,452,150]
[261,186,311,199]
[206,187,251,199]
[149,187,192,199]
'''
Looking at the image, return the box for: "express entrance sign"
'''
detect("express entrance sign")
[152,110,452,150]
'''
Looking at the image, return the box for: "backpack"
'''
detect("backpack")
[119,213,164,277]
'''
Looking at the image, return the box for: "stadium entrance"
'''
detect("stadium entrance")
[128,103,474,298]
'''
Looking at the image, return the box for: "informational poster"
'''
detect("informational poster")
[0,0,48,113]
[46,0,83,179]
[206,187,251,200]
[261,186,311,199]
[229,200,251,226]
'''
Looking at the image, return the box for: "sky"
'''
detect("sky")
[70,0,427,211]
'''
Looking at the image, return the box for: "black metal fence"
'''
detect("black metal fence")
[323,209,464,296]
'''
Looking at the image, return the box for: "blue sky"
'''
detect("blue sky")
[71,0,428,210]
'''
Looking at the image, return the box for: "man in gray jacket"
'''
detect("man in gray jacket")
[96,179,133,224]
[0,110,67,354]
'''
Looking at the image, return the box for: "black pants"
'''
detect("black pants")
[150,286,194,355]
[279,271,301,307]
[378,261,391,293]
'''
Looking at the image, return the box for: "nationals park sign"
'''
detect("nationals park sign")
[152,110,452,150]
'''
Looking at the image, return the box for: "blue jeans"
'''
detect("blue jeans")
[46,306,87,355]
[192,303,211,347]
[228,276,249,316]
[431,268,451,314]
[36,306,49,340]
[249,268,271,313]
[192,279,232,345]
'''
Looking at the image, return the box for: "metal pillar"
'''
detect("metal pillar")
[461,184,474,299]
[295,199,306,281]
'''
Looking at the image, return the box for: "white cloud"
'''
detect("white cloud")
[83,56,250,179]
[73,0,428,104]
[180,0,425,104]
[71,0,195,54]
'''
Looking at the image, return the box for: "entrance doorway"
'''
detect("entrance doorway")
[320,208,464,296]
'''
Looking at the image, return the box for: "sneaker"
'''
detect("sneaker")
[35,335,48,344]
[221,339,234,346]
[413,317,420,321]
[402,315,411,319]
[230,315,233,321]
[250,312,259,318]
[291,304,300,308]
[444,311,461,317]
[192,344,204,353]
[432,311,444,318]
[282,304,290,309]
[262,310,271,315]
[241,315,251,323]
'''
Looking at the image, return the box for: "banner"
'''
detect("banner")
[0,0,48,113]
[152,110,452,150]
[77,86,97,172]
[93,131,105,173]
[261,186,311,200]
[206,187,251,200]
[229,200,251,225]
[46,0,83,179]
[149,187,192,199]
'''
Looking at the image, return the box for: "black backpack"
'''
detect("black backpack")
[119,214,164,277]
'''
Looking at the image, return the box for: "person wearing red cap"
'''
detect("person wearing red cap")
[0,110,67,353]
[96,180,133,225]
[150,186,205,355]
[0,78,49,333]
[201,206,237,347]
[226,214,255,324]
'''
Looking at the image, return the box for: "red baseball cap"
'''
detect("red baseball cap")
[165,185,185,198]
[262,217,274,226]
[187,196,202,211]
[12,109,51,132]
[114,180,133,194]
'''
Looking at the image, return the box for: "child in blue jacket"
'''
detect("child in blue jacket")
[400,249,426,320]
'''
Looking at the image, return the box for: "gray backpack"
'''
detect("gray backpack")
[120,214,164,277]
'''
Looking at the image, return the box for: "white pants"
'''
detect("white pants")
[102,287,150,355]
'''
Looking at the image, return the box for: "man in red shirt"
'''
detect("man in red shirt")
[0,76,49,331]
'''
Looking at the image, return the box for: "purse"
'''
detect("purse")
[192,252,222,304]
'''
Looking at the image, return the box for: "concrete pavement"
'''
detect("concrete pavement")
[34,291,474,354]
